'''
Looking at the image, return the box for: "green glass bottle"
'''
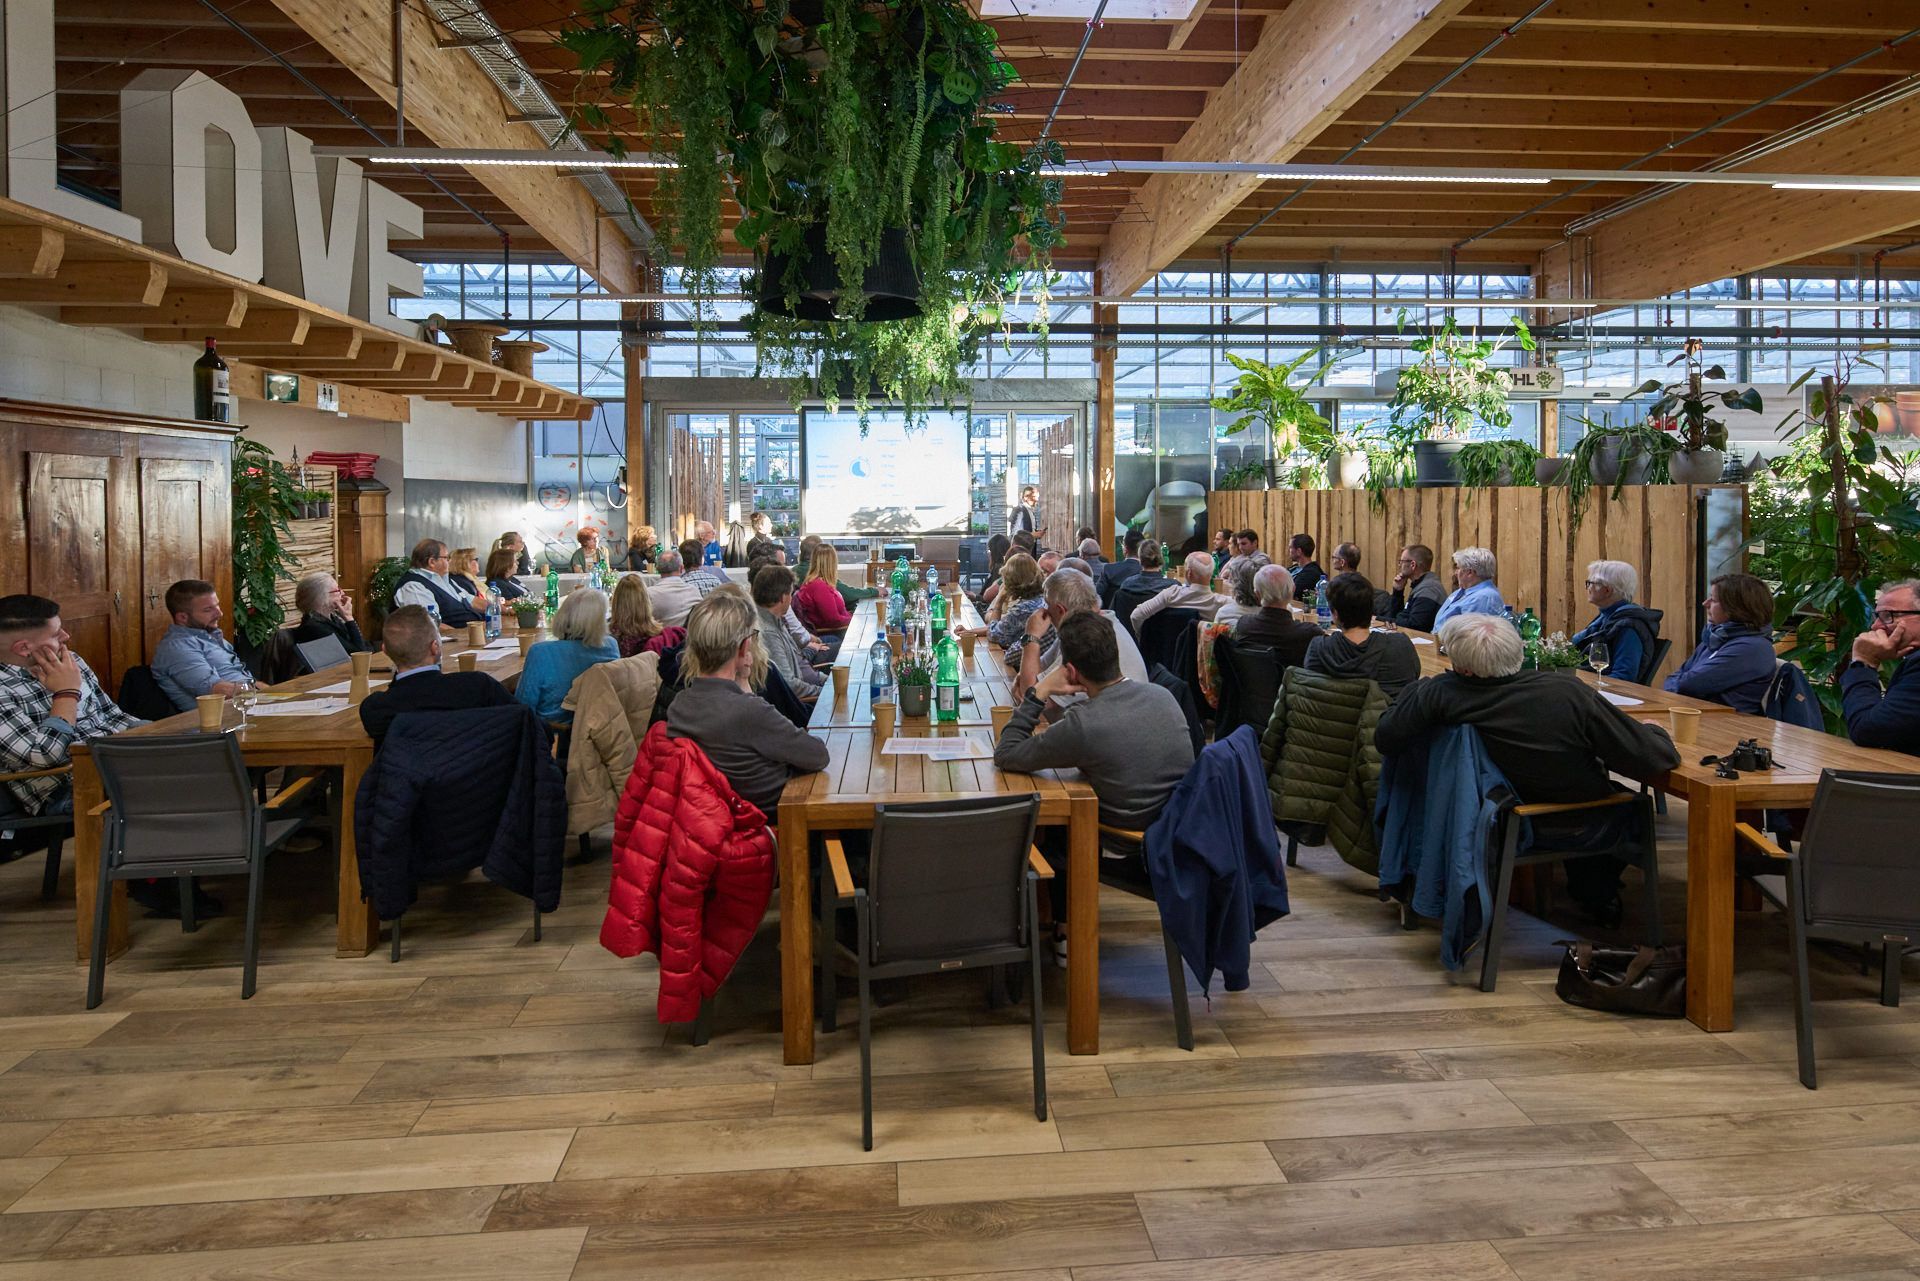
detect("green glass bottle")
[929,587,948,641]
[934,631,961,723]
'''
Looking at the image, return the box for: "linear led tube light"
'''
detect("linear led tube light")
[1257,171,1551,185]
[1710,301,1891,310]
[1771,181,1920,192]
[314,146,676,169]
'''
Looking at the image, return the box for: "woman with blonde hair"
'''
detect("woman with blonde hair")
[667,587,828,815]
[982,552,1046,651]
[792,541,851,634]
[515,587,619,723]
[609,573,685,658]
[447,547,488,607]
[624,524,660,570]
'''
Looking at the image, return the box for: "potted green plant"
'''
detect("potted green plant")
[1217,461,1269,492]
[367,556,411,626]
[1633,337,1761,484]
[1211,349,1335,484]
[896,654,933,717]
[1385,313,1535,486]
[230,435,302,647]
[1454,438,1542,489]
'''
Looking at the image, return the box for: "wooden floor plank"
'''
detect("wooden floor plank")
[484,1165,897,1231]
[1492,1212,1920,1280]
[354,1045,809,1104]
[1492,1058,1920,1125]
[1218,1004,1636,1059]
[0,1015,126,1052]
[1103,1050,1440,1097]
[1637,1139,1920,1221]
[0,1159,61,1212]
[771,1066,1114,1117]
[410,1083,775,1136]
[0,1062,381,1122]
[27,1102,427,1156]
[12,1036,353,1077]
[0,1226,587,1280]
[1266,1121,1651,1182]
[0,1212,80,1264]
[1418,1036,1750,1080]
[894,1141,1285,1206]
[9,1129,576,1212]
[1618,1100,1920,1161]
[1070,1240,1520,1281]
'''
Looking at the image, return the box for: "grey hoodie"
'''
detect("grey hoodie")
[1303,629,1423,700]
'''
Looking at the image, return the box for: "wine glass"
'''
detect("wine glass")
[231,675,258,728]
[1586,641,1610,692]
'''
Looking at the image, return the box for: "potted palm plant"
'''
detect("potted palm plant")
[1633,338,1761,484]
[1385,313,1535,486]
[1211,349,1337,487]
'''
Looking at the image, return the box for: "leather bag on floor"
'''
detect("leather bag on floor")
[1554,941,1687,1017]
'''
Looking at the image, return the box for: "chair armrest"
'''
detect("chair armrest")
[87,800,111,817]
[1098,822,1148,842]
[824,838,857,903]
[263,775,319,811]
[1513,793,1638,818]
[0,765,71,785]
[1028,846,1055,880]
[1734,821,1790,862]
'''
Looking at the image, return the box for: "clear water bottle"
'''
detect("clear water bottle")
[426,600,441,629]
[888,585,906,631]
[485,595,501,640]
[924,565,938,595]
[1503,604,1519,632]
[869,635,894,704]
[1314,577,1332,629]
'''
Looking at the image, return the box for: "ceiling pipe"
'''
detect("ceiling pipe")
[1037,0,1110,146]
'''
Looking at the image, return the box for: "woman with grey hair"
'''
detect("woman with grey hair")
[287,572,369,654]
[515,587,619,724]
[1571,558,1663,682]
[1433,546,1506,629]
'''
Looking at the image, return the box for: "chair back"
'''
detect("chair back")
[866,795,1039,967]
[114,665,180,722]
[296,633,352,674]
[1214,635,1283,739]
[90,733,257,869]
[1638,637,1672,686]
[1138,607,1201,675]
[1797,770,1920,931]
[1112,582,1160,633]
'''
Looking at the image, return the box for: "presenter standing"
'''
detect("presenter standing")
[1010,484,1046,542]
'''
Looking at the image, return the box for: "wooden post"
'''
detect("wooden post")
[1093,291,1118,557]
[622,301,647,535]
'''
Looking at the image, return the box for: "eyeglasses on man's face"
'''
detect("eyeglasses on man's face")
[1874,608,1920,625]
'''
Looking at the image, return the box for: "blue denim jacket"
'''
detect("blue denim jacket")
[151,624,254,711]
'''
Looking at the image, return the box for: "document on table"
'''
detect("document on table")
[881,735,994,760]
[248,698,350,717]
[312,679,387,695]
[483,638,520,649]
[472,650,515,662]
[1371,629,1433,645]
[1598,690,1645,707]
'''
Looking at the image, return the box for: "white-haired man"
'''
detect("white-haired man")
[1842,577,1920,756]
[1432,546,1506,629]
[1377,613,1679,924]
[1232,563,1321,665]
[1131,551,1230,633]
[1570,559,1663,682]
[1013,567,1149,701]
[646,549,702,628]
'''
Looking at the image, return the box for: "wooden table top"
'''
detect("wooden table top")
[813,592,1005,729]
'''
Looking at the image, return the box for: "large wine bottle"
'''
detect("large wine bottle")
[192,338,231,422]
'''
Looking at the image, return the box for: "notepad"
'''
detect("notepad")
[312,679,387,695]
[1599,690,1645,707]
[248,698,350,717]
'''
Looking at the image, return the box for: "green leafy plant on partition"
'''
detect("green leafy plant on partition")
[229,435,302,647]
[1454,438,1542,490]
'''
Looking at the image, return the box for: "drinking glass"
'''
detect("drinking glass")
[231,675,258,728]
[1587,641,1610,692]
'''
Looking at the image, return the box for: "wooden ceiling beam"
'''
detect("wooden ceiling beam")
[1539,95,1920,304]
[264,0,639,294]
[0,227,64,278]
[0,258,158,303]
[64,288,247,328]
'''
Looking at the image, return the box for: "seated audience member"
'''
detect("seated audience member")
[1059,556,1095,578]
[624,524,660,571]
[1233,565,1322,666]
[1014,567,1149,700]
[496,530,534,576]
[1331,542,1361,575]
[995,611,1194,957]
[1214,559,1262,627]
[1664,573,1777,714]
[0,594,144,815]
[647,549,703,627]
[979,533,1014,606]
[1011,530,1039,558]
[610,574,684,658]
[1124,541,1179,601]
[1287,533,1324,602]
[749,511,774,540]
[394,538,486,630]
[695,520,725,567]
[1432,546,1506,628]
[1383,544,1446,631]
[446,548,486,603]
[678,538,728,597]
[983,552,1047,651]
[1211,529,1234,577]
[1037,550,1063,576]
[289,573,369,655]
[722,520,755,569]
[751,564,825,700]
[1222,528,1271,586]
[151,579,255,711]
[1077,538,1106,567]
[1377,613,1679,924]
[1100,530,1145,598]
[1571,559,1663,681]
[484,547,529,602]
[357,605,513,744]
[569,528,611,574]
[516,588,620,725]
[1305,573,1421,699]
[1131,552,1231,633]
[793,543,852,634]
[1841,577,1920,755]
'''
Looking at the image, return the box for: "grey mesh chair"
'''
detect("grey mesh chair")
[294,634,351,674]
[1736,770,1920,1089]
[817,794,1049,1151]
[86,733,316,1008]
[0,765,72,901]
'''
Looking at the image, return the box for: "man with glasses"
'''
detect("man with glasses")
[1380,544,1445,631]
[1841,578,1920,755]
[393,538,486,632]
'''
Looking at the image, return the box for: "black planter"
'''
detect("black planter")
[1411,439,1466,487]
[898,682,931,718]
[757,222,923,324]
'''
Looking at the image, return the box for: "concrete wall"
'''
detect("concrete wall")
[0,304,193,416]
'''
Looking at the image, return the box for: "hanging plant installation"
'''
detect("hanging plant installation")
[560,0,1066,423]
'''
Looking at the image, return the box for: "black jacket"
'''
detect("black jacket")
[290,612,370,655]
[1842,651,1920,756]
[358,669,515,744]
[353,703,566,919]
[1289,561,1325,602]
[1233,608,1321,668]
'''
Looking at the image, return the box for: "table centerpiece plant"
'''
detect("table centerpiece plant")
[895,653,934,717]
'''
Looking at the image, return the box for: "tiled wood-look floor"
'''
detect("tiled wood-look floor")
[4,803,1920,1278]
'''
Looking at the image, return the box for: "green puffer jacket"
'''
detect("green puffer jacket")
[1258,667,1388,875]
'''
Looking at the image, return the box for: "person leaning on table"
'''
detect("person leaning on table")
[0,593,144,816]
[1841,576,1920,756]
[357,605,513,747]
[289,572,370,655]
[1662,573,1776,715]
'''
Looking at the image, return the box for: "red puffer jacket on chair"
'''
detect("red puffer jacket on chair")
[601,722,776,1023]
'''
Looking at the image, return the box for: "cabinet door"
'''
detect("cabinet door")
[138,458,219,657]
[27,452,121,682]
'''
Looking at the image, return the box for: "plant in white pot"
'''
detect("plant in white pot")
[1382,313,1535,487]
[1211,349,1337,488]
[1634,337,1760,484]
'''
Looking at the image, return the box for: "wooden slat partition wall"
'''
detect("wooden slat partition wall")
[275,463,337,617]
[1037,415,1075,543]
[667,424,724,543]
[1208,485,1737,684]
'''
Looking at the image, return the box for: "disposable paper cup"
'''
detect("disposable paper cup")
[990,703,1014,739]
[518,632,537,656]
[872,700,896,743]
[1670,707,1701,744]
[466,622,486,647]
[887,633,903,661]
[350,651,373,680]
[960,631,977,660]
[873,598,887,627]
[457,651,477,672]
[348,671,370,706]
[831,665,849,699]
[196,694,224,732]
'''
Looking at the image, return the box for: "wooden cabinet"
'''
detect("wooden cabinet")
[334,478,389,640]
[0,399,234,689]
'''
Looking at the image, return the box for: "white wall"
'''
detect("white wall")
[0,303,192,415]
[405,398,527,483]
[240,399,407,559]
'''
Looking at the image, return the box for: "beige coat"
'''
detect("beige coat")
[561,652,661,836]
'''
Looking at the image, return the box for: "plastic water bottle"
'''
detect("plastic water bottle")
[1314,577,1332,629]
[1519,607,1543,670]
[485,595,501,641]
[1503,605,1519,632]
[924,566,939,595]
[934,631,961,722]
[929,587,948,641]
[869,636,894,704]
[426,600,441,629]
[888,585,905,631]
[544,565,560,613]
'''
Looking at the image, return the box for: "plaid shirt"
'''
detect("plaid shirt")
[682,568,727,598]
[0,658,144,814]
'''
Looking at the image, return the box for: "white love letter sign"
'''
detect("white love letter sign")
[119,68,264,284]
[353,183,424,336]
[258,128,363,313]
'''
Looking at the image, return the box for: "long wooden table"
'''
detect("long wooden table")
[779,593,1100,1066]
[68,626,535,964]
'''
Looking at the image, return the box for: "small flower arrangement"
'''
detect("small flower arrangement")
[1534,630,1589,670]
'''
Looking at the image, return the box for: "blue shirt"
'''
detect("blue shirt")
[151,624,254,711]
[703,540,724,568]
[1664,622,1775,715]
[514,636,619,722]
[1432,579,1506,630]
